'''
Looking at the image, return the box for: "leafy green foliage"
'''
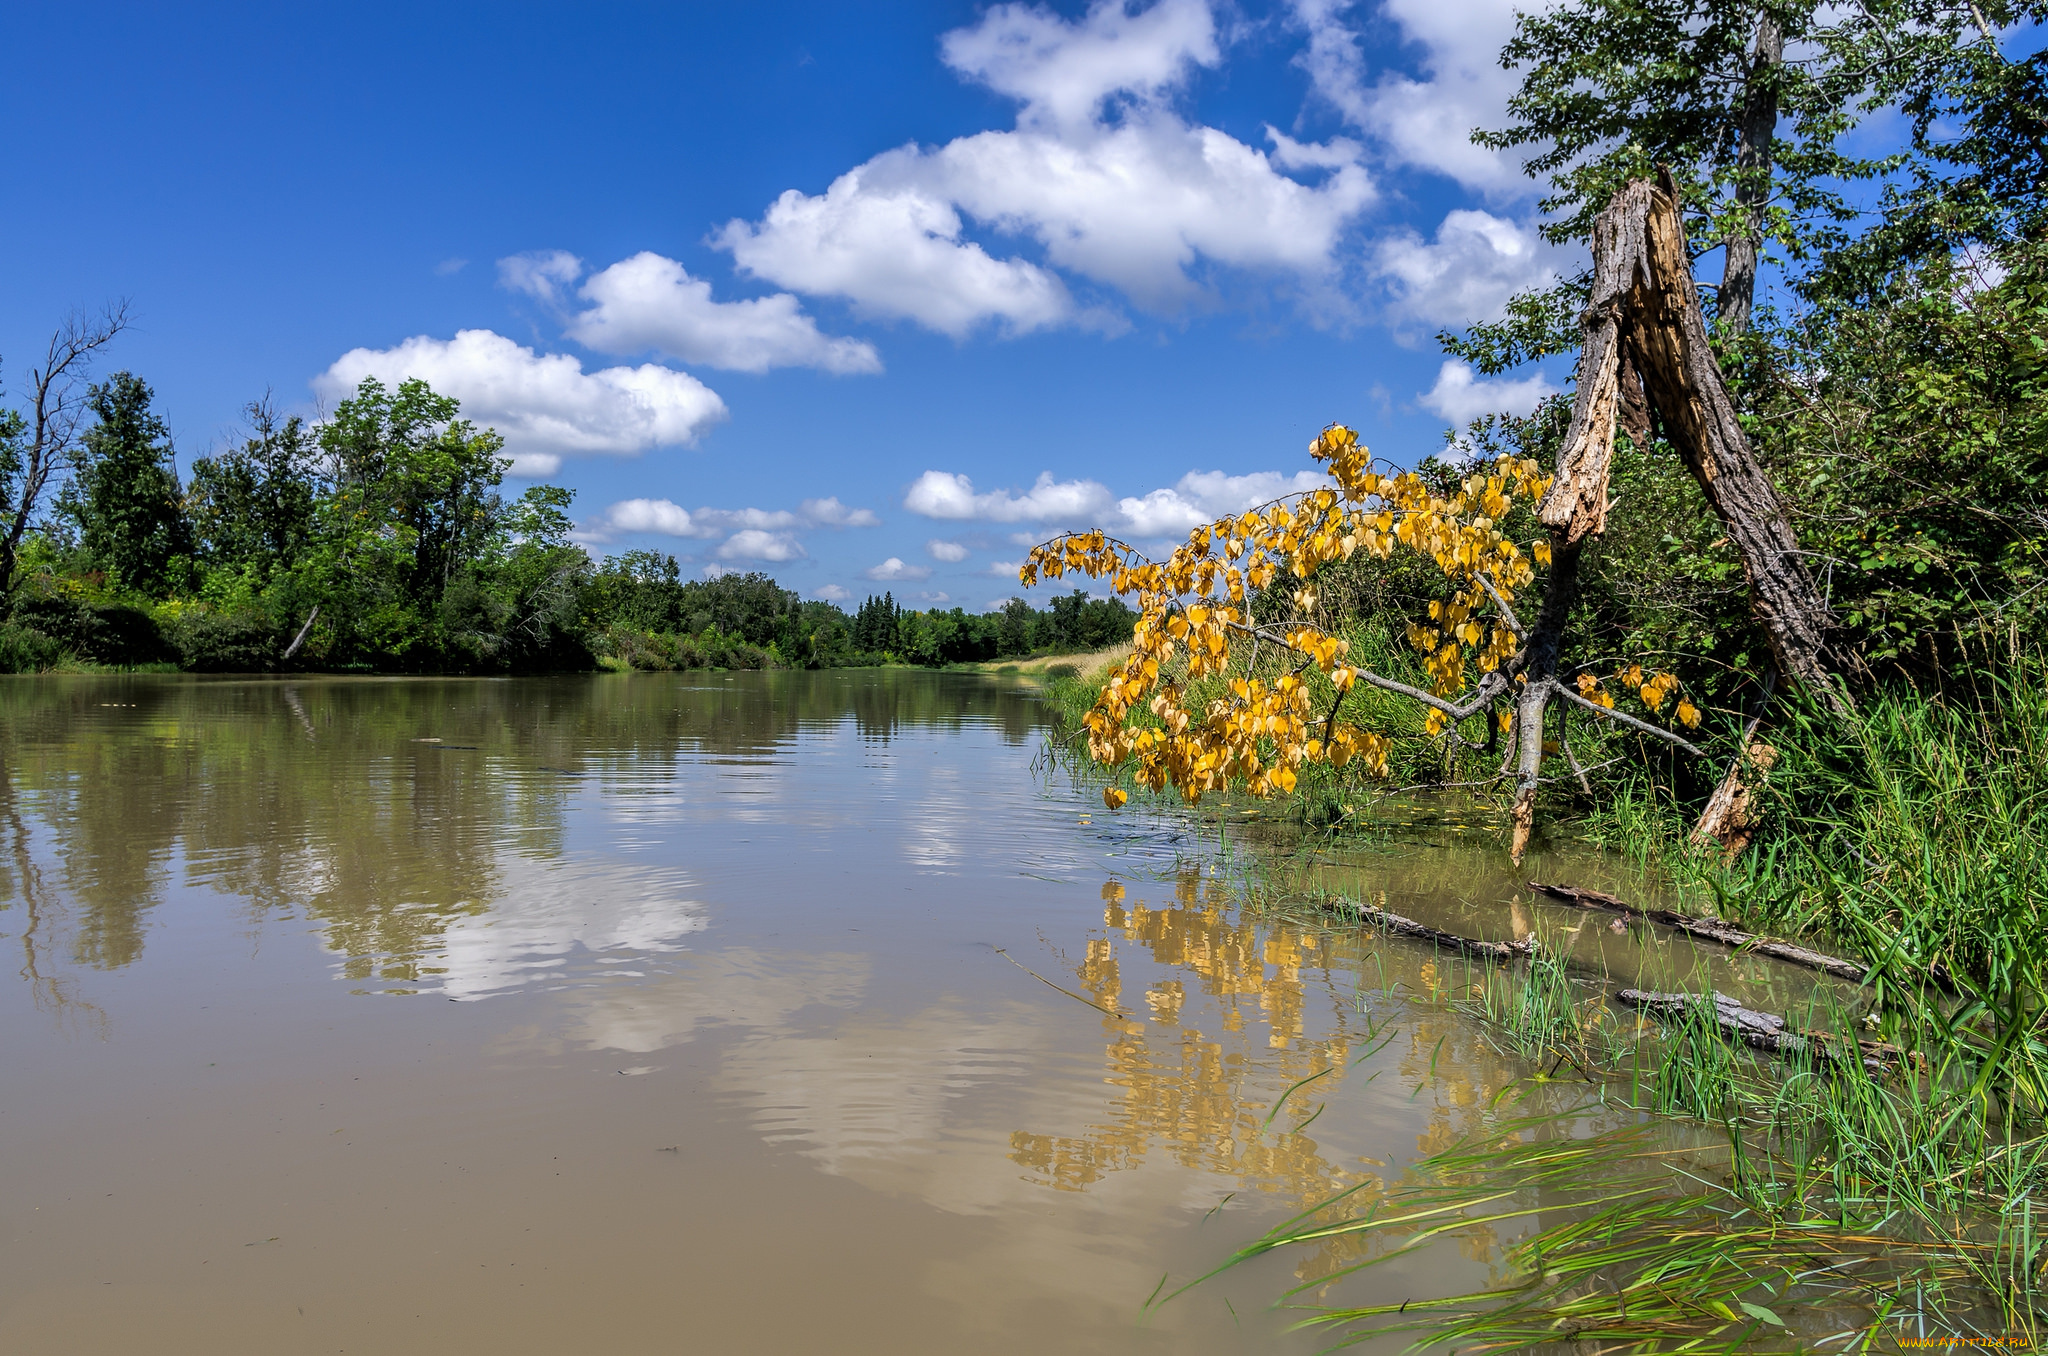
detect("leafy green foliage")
[58,372,193,597]
[0,368,1135,675]
[187,400,320,580]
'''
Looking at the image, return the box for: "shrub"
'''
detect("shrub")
[0,622,69,673]
[9,596,175,666]
[164,606,281,672]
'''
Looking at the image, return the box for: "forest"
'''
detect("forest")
[0,372,1133,674]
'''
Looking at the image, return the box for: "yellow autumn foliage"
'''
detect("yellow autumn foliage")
[1024,424,1700,807]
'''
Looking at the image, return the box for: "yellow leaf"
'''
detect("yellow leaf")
[1103,787,1129,810]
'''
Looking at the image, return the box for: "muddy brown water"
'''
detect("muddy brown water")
[0,671,1840,1354]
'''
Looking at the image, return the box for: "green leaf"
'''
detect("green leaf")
[1738,1300,1787,1328]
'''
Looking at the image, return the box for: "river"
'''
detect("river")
[0,670,1815,1353]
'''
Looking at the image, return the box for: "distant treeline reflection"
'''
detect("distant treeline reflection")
[0,671,1047,990]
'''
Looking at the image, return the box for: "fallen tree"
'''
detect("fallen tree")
[1616,989,1905,1072]
[1527,881,1869,983]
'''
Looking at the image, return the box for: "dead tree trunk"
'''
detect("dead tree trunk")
[1718,10,1785,339]
[1508,535,1582,863]
[1541,174,1857,711]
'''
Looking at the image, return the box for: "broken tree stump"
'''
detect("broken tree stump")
[1542,172,1859,708]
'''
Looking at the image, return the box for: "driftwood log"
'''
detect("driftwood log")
[282,605,320,662]
[1345,897,1540,963]
[1527,881,1868,983]
[1616,989,1903,1071]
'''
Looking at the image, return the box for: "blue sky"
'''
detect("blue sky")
[2,0,1569,608]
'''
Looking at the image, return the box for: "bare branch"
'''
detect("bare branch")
[1222,618,1518,723]
[1473,572,1527,641]
[1554,684,1705,755]
[1561,731,1594,796]
[0,302,132,600]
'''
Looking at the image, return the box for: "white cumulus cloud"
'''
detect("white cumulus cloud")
[1418,359,1557,426]
[865,557,933,582]
[798,497,881,528]
[926,539,972,562]
[942,0,1219,130]
[315,329,726,477]
[904,470,1116,524]
[583,495,880,547]
[1114,468,1334,535]
[813,584,852,602]
[497,250,583,305]
[932,118,1373,312]
[715,0,1373,334]
[718,529,806,562]
[907,465,1333,538]
[716,165,1077,338]
[1372,209,1562,336]
[598,498,715,538]
[524,251,884,375]
[1291,0,1542,196]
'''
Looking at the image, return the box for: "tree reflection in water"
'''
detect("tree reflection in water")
[0,671,1046,995]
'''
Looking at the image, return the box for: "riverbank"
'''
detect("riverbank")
[947,643,1132,680]
[1041,651,2048,1347]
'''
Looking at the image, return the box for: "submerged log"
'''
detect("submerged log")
[1527,881,1868,983]
[1346,897,1539,963]
[1616,988,1903,1071]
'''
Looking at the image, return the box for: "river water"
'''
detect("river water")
[0,671,1818,1354]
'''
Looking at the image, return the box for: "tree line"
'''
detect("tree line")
[0,364,1132,673]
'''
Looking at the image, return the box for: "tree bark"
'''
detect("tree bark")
[1616,989,1903,1070]
[1718,9,1785,338]
[281,605,320,662]
[1540,175,1857,710]
[1509,536,1581,863]
[1527,881,1869,983]
[1348,895,1540,962]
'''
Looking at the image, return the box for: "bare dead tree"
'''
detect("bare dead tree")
[1718,10,1787,338]
[1543,174,1855,703]
[0,304,132,606]
[1537,173,1861,852]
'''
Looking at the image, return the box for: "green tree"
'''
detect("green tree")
[586,551,686,635]
[60,371,192,597]
[1459,0,1990,371]
[853,593,900,652]
[676,571,800,646]
[187,398,321,579]
[0,307,128,608]
[305,377,510,665]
